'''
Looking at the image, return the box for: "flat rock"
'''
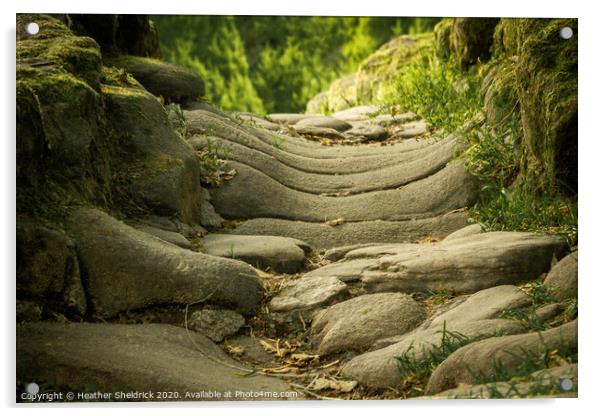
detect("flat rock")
[427,364,577,399]
[344,123,388,141]
[135,225,192,249]
[392,120,428,138]
[425,320,578,394]
[371,112,418,127]
[295,115,352,132]
[210,161,480,222]
[268,113,319,125]
[306,232,568,294]
[108,55,205,101]
[269,276,348,313]
[17,323,293,400]
[443,223,483,241]
[66,208,262,317]
[188,308,245,342]
[310,293,427,355]
[332,105,379,122]
[235,113,281,131]
[230,213,470,250]
[200,234,310,273]
[293,125,346,140]
[544,251,578,300]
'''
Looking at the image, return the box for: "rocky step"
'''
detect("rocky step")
[184,109,436,166]
[340,285,533,389]
[209,161,479,222]
[227,213,471,250]
[200,234,311,274]
[296,231,567,296]
[194,133,459,195]
[17,322,294,400]
[424,319,577,394]
[66,208,263,318]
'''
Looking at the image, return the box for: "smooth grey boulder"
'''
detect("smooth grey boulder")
[306,232,568,294]
[310,293,427,355]
[332,105,379,122]
[443,223,483,241]
[66,208,263,317]
[268,113,319,125]
[341,285,531,389]
[210,161,479,222]
[371,112,418,127]
[295,116,352,132]
[108,55,205,101]
[342,318,525,389]
[293,125,346,140]
[230,213,470,250]
[16,220,86,315]
[200,234,310,273]
[426,364,577,399]
[17,323,293,400]
[269,276,348,313]
[392,120,428,138]
[425,320,577,394]
[135,225,192,249]
[544,251,578,300]
[344,124,388,141]
[188,308,245,342]
[235,113,281,131]
[104,86,202,223]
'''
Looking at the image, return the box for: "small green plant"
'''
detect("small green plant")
[465,334,577,387]
[165,103,188,138]
[395,322,471,385]
[500,308,548,332]
[272,135,285,148]
[227,244,237,259]
[197,137,230,186]
[413,288,454,305]
[383,54,481,133]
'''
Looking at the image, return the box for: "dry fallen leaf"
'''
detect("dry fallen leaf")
[311,378,357,393]
[225,345,245,357]
[326,218,345,227]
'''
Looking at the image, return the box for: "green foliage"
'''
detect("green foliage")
[395,323,473,386]
[153,16,264,113]
[153,16,440,113]
[462,117,577,246]
[383,54,481,133]
[413,289,454,305]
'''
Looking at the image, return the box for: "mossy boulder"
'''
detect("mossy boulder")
[107,55,205,102]
[16,219,87,316]
[355,33,433,104]
[67,14,160,58]
[103,85,202,223]
[481,59,519,126]
[494,18,578,192]
[434,18,454,59]
[451,18,499,68]
[16,14,112,215]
